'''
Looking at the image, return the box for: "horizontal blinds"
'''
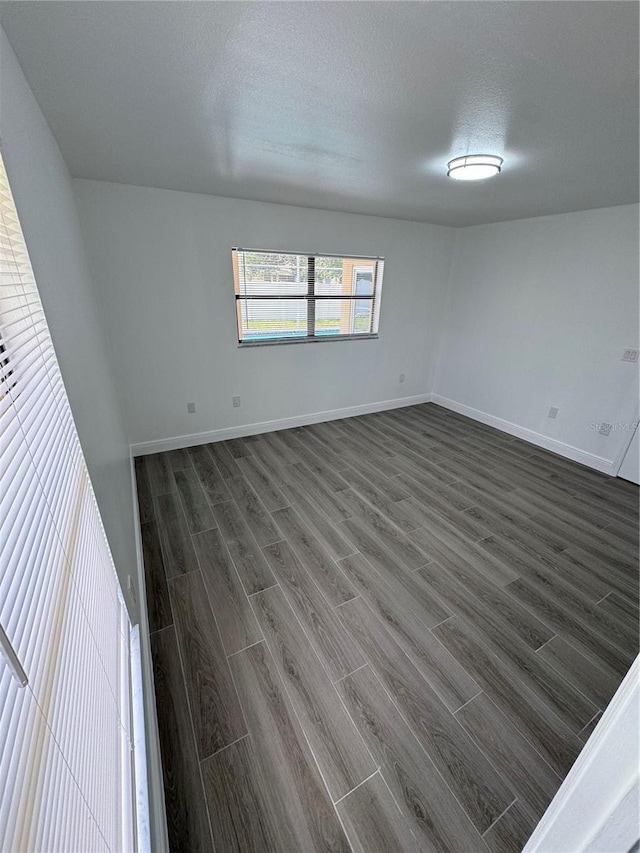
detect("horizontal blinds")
[232,248,384,343]
[0,154,134,851]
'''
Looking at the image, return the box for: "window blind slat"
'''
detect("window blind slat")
[0,670,40,846]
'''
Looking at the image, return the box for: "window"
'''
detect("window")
[0,154,136,849]
[232,249,384,344]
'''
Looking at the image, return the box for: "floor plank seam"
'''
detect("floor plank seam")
[577,711,603,737]
[480,797,520,838]
[149,624,174,637]
[246,582,280,597]
[332,768,381,805]
[332,662,369,685]
[226,639,265,658]
[333,594,362,609]
[533,635,557,654]
[200,733,250,763]
[429,613,457,631]
[452,690,484,716]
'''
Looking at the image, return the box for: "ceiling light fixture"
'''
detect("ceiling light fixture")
[447,154,503,181]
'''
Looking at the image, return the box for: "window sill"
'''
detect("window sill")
[238,333,379,348]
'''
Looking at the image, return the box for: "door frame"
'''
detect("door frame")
[523,656,639,852]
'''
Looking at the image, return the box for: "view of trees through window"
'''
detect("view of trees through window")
[232,250,383,343]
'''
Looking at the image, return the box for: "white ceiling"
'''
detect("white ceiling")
[1,1,638,226]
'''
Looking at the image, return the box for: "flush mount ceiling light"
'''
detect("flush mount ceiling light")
[447,154,503,181]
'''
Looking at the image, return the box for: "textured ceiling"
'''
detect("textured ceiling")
[1,1,638,226]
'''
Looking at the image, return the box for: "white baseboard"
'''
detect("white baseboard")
[130,393,433,456]
[130,391,617,475]
[432,394,616,475]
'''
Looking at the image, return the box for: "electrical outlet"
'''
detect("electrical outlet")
[598,422,612,436]
[399,373,405,383]
[187,402,196,413]
[548,407,559,419]
[622,348,639,363]
[232,396,241,408]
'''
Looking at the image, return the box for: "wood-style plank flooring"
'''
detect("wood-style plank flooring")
[135,403,639,852]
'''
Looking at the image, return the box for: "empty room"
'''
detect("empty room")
[0,2,638,851]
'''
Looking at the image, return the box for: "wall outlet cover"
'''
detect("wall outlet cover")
[232,396,241,408]
[399,373,405,383]
[187,402,196,413]
[548,407,559,419]
[598,423,612,436]
[622,348,639,363]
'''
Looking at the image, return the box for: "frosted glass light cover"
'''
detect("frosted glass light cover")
[447,155,503,180]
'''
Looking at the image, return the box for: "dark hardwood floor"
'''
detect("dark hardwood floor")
[135,403,639,853]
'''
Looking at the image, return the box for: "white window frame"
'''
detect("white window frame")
[232,248,385,346]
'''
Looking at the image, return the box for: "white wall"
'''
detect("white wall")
[434,205,640,472]
[0,30,138,613]
[73,179,639,475]
[73,179,455,449]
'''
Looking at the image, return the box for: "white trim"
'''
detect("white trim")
[130,625,150,853]
[585,784,639,852]
[130,456,170,853]
[523,656,639,852]
[130,393,433,456]
[431,394,615,475]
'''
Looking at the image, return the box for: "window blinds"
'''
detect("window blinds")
[0,153,135,851]
[232,249,384,344]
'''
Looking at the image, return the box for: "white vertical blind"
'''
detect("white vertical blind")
[0,152,135,850]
